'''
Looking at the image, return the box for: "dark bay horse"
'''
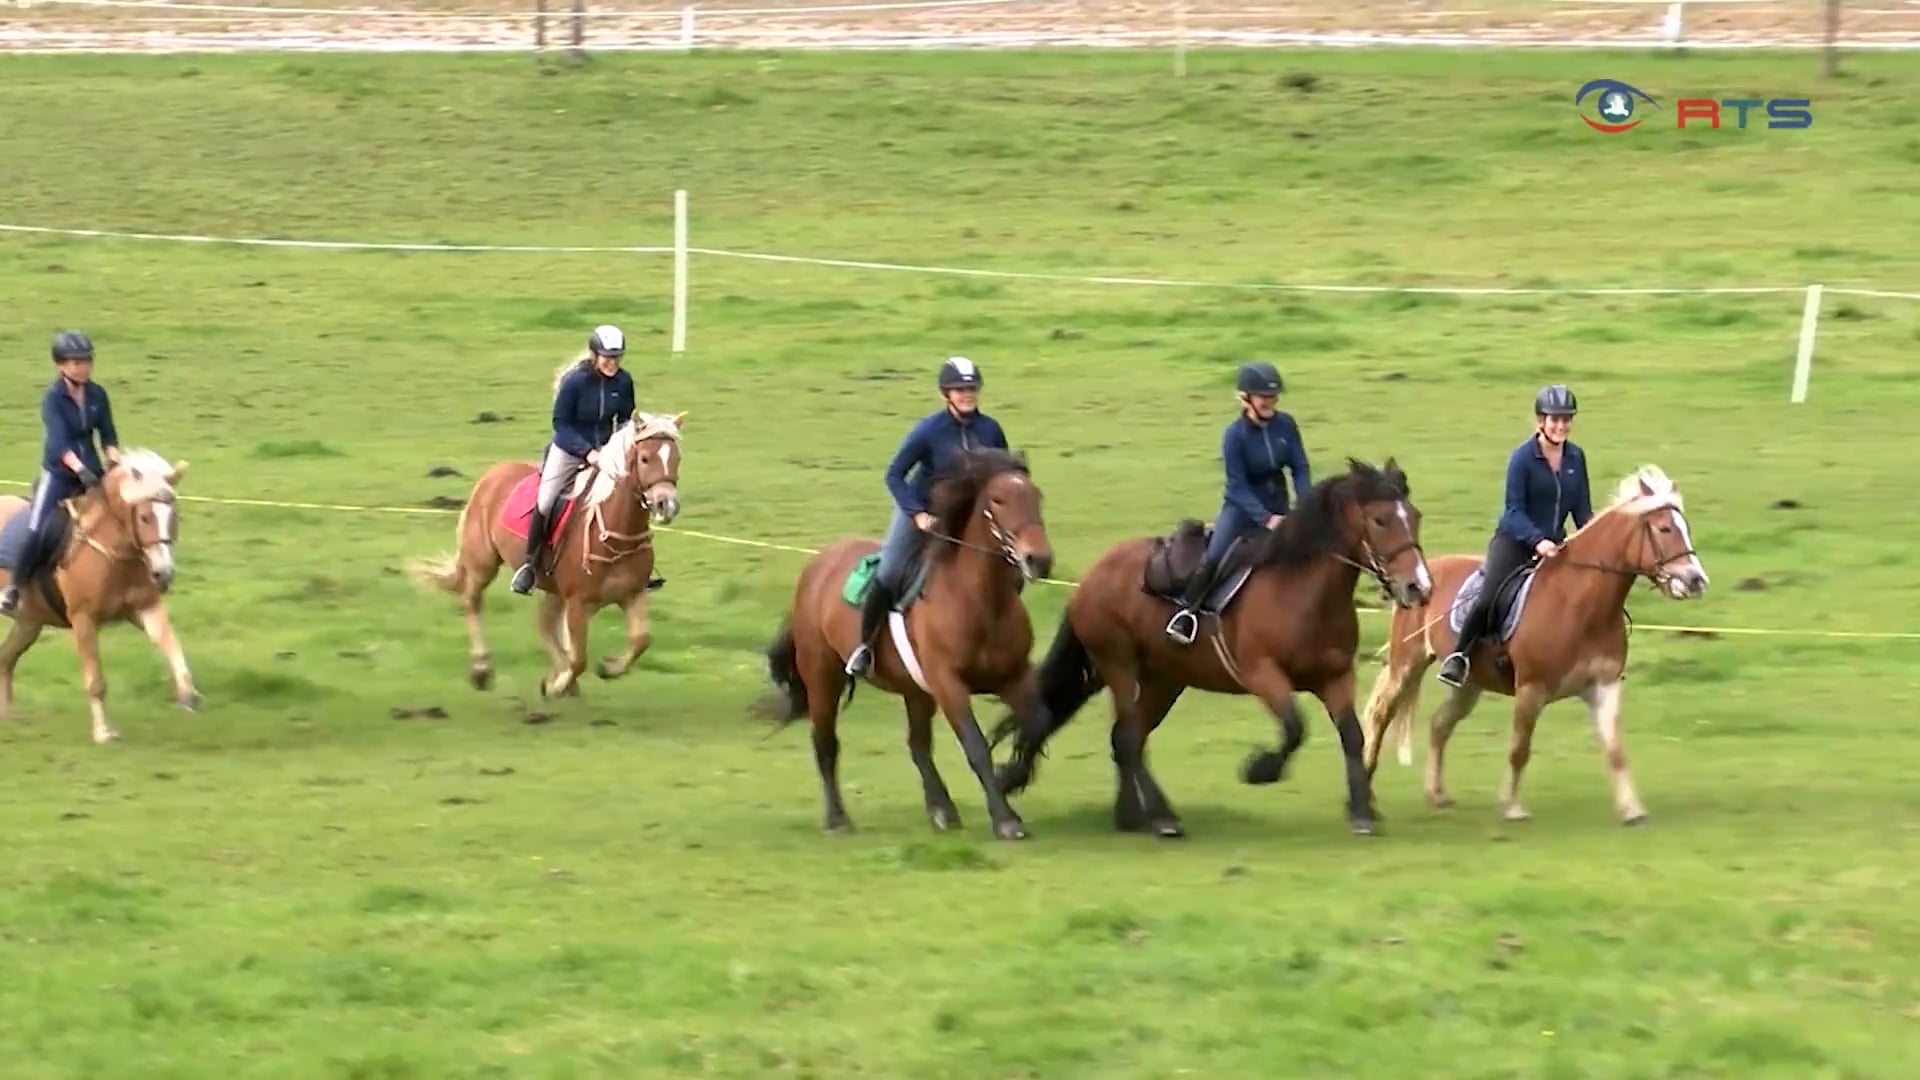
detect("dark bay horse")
[754,448,1054,841]
[411,411,685,699]
[0,449,200,744]
[1362,464,1708,825]
[993,458,1432,837]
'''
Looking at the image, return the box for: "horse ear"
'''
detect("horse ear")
[1637,474,1656,497]
[168,460,189,483]
[672,411,688,429]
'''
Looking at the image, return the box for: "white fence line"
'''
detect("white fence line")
[27,0,1026,19]
[8,196,1917,407]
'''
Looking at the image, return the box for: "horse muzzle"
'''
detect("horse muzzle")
[648,487,681,524]
[1017,549,1054,582]
[1666,571,1708,600]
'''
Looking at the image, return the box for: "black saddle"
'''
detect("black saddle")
[0,502,75,619]
[1142,519,1259,613]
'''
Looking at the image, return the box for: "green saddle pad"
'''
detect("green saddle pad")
[841,552,930,611]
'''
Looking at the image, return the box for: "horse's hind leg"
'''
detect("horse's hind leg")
[0,618,45,720]
[1424,683,1482,810]
[905,691,961,831]
[808,663,853,833]
[461,550,501,691]
[1110,673,1186,838]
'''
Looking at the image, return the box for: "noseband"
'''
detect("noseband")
[1560,511,1699,590]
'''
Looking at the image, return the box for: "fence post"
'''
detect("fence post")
[1822,0,1841,77]
[569,0,585,60]
[1791,283,1823,404]
[672,189,689,355]
[534,0,547,52]
[681,5,695,51]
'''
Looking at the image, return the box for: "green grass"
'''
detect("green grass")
[3,48,1920,1078]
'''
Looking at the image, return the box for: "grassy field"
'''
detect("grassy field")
[3,48,1920,1078]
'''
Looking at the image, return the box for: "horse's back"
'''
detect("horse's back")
[1387,551,1484,658]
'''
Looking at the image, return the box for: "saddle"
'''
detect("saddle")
[1447,560,1541,645]
[841,547,933,613]
[0,502,75,621]
[1141,518,1258,615]
[498,469,665,591]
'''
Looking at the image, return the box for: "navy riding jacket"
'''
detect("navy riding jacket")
[1497,437,1594,547]
[884,409,1010,515]
[552,363,635,458]
[40,378,118,495]
[1221,411,1311,522]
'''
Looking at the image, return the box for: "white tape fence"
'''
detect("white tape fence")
[6,194,1918,403]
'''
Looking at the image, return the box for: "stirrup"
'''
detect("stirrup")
[844,643,873,676]
[1165,608,1199,646]
[509,562,538,594]
[1435,651,1469,688]
[0,586,17,614]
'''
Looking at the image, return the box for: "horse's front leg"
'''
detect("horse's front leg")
[69,614,117,744]
[596,590,652,680]
[137,602,202,711]
[1308,667,1381,836]
[928,667,1026,841]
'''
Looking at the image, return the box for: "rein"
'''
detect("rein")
[925,504,1038,581]
[65,490,175,566]
[1549,514,1698,592]
[572,433,678,574]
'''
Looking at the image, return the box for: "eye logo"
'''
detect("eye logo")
[1575,79,1659,133]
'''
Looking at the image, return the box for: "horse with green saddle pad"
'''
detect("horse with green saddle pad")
[840,551,931,612]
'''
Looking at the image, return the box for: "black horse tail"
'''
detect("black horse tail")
[750,620,809,728]
[990,611,1105,793]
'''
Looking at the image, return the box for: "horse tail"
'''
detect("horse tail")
[1362,619,1424,769]
[990,610,1104,794]
[750,619,809,727]
[407,500,471,593]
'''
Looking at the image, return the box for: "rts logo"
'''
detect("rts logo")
[1575,78,1814,132]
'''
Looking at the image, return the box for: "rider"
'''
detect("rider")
[1435,383,1594,688]
[844,356,1009,679]
[1165,361,1310,645]
[511,325,635,595]
[3,331,121,615]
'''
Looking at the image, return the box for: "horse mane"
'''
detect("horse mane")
[1566,464,1682,542]
[111,447,181,504]
[579,411,682,511]
[926,447,1031,553]
[1252,457,1408,568]
[551,350,593,399]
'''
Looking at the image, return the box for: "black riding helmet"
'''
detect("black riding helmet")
[51,330,94,363]
[1534,383,1578,417]
[938,356,983,391]
[1237,361,1283,396]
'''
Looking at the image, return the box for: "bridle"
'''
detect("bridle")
[927,485,1045,581]
[580,432,680,572]
[1556,506,1699,592]
[1329,498,1425,595]
[68,487,176,568]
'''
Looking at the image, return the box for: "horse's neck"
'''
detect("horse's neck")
[933,511,1019,612]
[1254,546,1362,610]
[1547,518,1639,625]
[584,472,649,541]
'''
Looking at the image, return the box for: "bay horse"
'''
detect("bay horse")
[410,410,685,700]
[753,448,1054,841]
[0,449,199,744]
[1361,465,1709,826]
[992,458,1432,838]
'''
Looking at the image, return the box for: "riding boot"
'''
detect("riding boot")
[1,538,43,615]
[1164,554,1221,646]
[1437,606,1484,687]
[511,508,551,595]
[844,578,896,677]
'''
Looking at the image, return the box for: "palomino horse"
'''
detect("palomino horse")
[0,449,199,744]
[1361,465,1708,825]
[410,411,685,699]
[754,448,1054,841]
[993,458,1432,838]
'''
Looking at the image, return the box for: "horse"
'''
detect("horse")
[410,410,685,700]
[753,447,1054,841]
[1360,465,1709,826]
[0,449,199,744]
[992,457,1432,838]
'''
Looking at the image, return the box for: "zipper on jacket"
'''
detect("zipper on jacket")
[1550,455,1563,541]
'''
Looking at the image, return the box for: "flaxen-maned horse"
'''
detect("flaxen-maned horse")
[0,449,199,744]
[410,411,685,700]
[993,458,1432,838]
[754,448,1054,841]
[1361,465,1709,825]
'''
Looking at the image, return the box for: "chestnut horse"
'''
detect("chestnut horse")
[754,448,1054,841]
[0,449,200,744]
[993,458,1432,838]
[1361,465,1709,825]
[410,411,685,700]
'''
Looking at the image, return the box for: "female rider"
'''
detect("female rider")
[3,330,121,615]
[1165,361,1311,645]
[844,356,1009,679]
[1435,383,1594,687]
[511,325,636,595]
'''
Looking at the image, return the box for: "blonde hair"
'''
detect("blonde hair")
[551,349,594,400]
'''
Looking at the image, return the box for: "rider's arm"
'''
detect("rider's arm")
[985,416,1010,450]
[1280,413,1311,501]
[94,386,120,463]
[550,371,593,458]
[1496,448,1546,548]
[884,419,931,514]
[1569,450,1595,529]
[41,392,88,479]
[612,372,635,428]
[1220,424,1269,523]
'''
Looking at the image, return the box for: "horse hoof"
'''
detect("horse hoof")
[1623,812,1650,827]
[177,692,202,712]
[928,807,962,832]
[1349,817,1380,836]
[1502,806,1532,823]
[1427,793,1456,810]
[1152,819,1186,839]
[595,659,623,680]
[993,819,1028,841]
[93,731,121,745]
[1240,752,1286,786]
[469,668,494,692]
[824,816,854,834]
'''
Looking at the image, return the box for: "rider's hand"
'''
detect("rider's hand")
[1265,514,1283,529]
[914,512,936,532]
[1534,539,1559,558]
[77,468,101,490]
[585,449,599,466]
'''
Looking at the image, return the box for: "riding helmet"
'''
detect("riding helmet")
[51,330,94,363]
[938,356,983,391]
[1236,361,1283,396]
[1534,383,1578,417]
[588,324,626,358]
